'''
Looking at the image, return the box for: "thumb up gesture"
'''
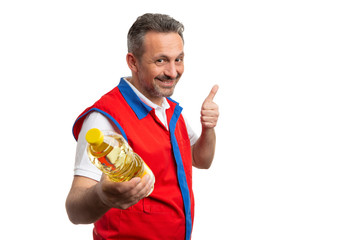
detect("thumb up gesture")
[201,85,219,129]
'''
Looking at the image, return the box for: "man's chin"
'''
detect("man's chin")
[161,90,175,98]
[157,87,175,98]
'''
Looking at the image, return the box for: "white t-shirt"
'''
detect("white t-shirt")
[74,79,198,181]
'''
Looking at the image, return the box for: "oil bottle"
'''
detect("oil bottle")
[86,128,155,195]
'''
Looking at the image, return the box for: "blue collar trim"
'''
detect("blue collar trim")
[168,104,192,240]
[117,78,153,120]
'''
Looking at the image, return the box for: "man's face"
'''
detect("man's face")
[136,31,184,105]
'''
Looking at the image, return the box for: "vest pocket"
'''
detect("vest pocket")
[126,198,174,214]
[143,197,174,214]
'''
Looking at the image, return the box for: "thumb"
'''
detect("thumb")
[205,85,219,101]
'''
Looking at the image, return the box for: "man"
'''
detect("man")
[66,13,219,240]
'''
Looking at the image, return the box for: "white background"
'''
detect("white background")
[1,0,359,239]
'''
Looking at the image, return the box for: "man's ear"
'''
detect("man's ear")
[126,53,139,72]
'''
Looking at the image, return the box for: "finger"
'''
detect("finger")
[139,174,154,197]
[128,175,153,202]
[116,177,148,204]
[205,85,219,101]
[201,116,218,124]
[130,176,142,186]
[201,109,219,118]
[102,176,141,195]
[202,101,219,110]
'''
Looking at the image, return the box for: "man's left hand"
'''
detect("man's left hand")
[200,85,219,129]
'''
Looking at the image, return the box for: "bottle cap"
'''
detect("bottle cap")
[86,128,104,146]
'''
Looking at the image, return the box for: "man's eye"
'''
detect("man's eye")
[175,58,183,62]
[156,59,165,63]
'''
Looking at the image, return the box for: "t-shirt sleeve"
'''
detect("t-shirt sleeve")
[183,115,199,146]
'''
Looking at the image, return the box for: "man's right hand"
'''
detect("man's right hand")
[66,174,154,224]
[96,174,154,210]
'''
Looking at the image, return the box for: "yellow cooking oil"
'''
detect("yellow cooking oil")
[86,128,155,195]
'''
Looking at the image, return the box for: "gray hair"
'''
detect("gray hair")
[127,13,184,58]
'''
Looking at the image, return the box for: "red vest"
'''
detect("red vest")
[73,78,194,240]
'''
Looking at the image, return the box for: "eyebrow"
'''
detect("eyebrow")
[156,52,184,59]
[177,52,185,58]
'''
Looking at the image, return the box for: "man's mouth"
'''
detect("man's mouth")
[155,76,177,82]
[155,77,173,82]
[155,78,176,88]
[155,75,179,87]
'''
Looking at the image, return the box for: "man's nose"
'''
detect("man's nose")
[164,62,178,79]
